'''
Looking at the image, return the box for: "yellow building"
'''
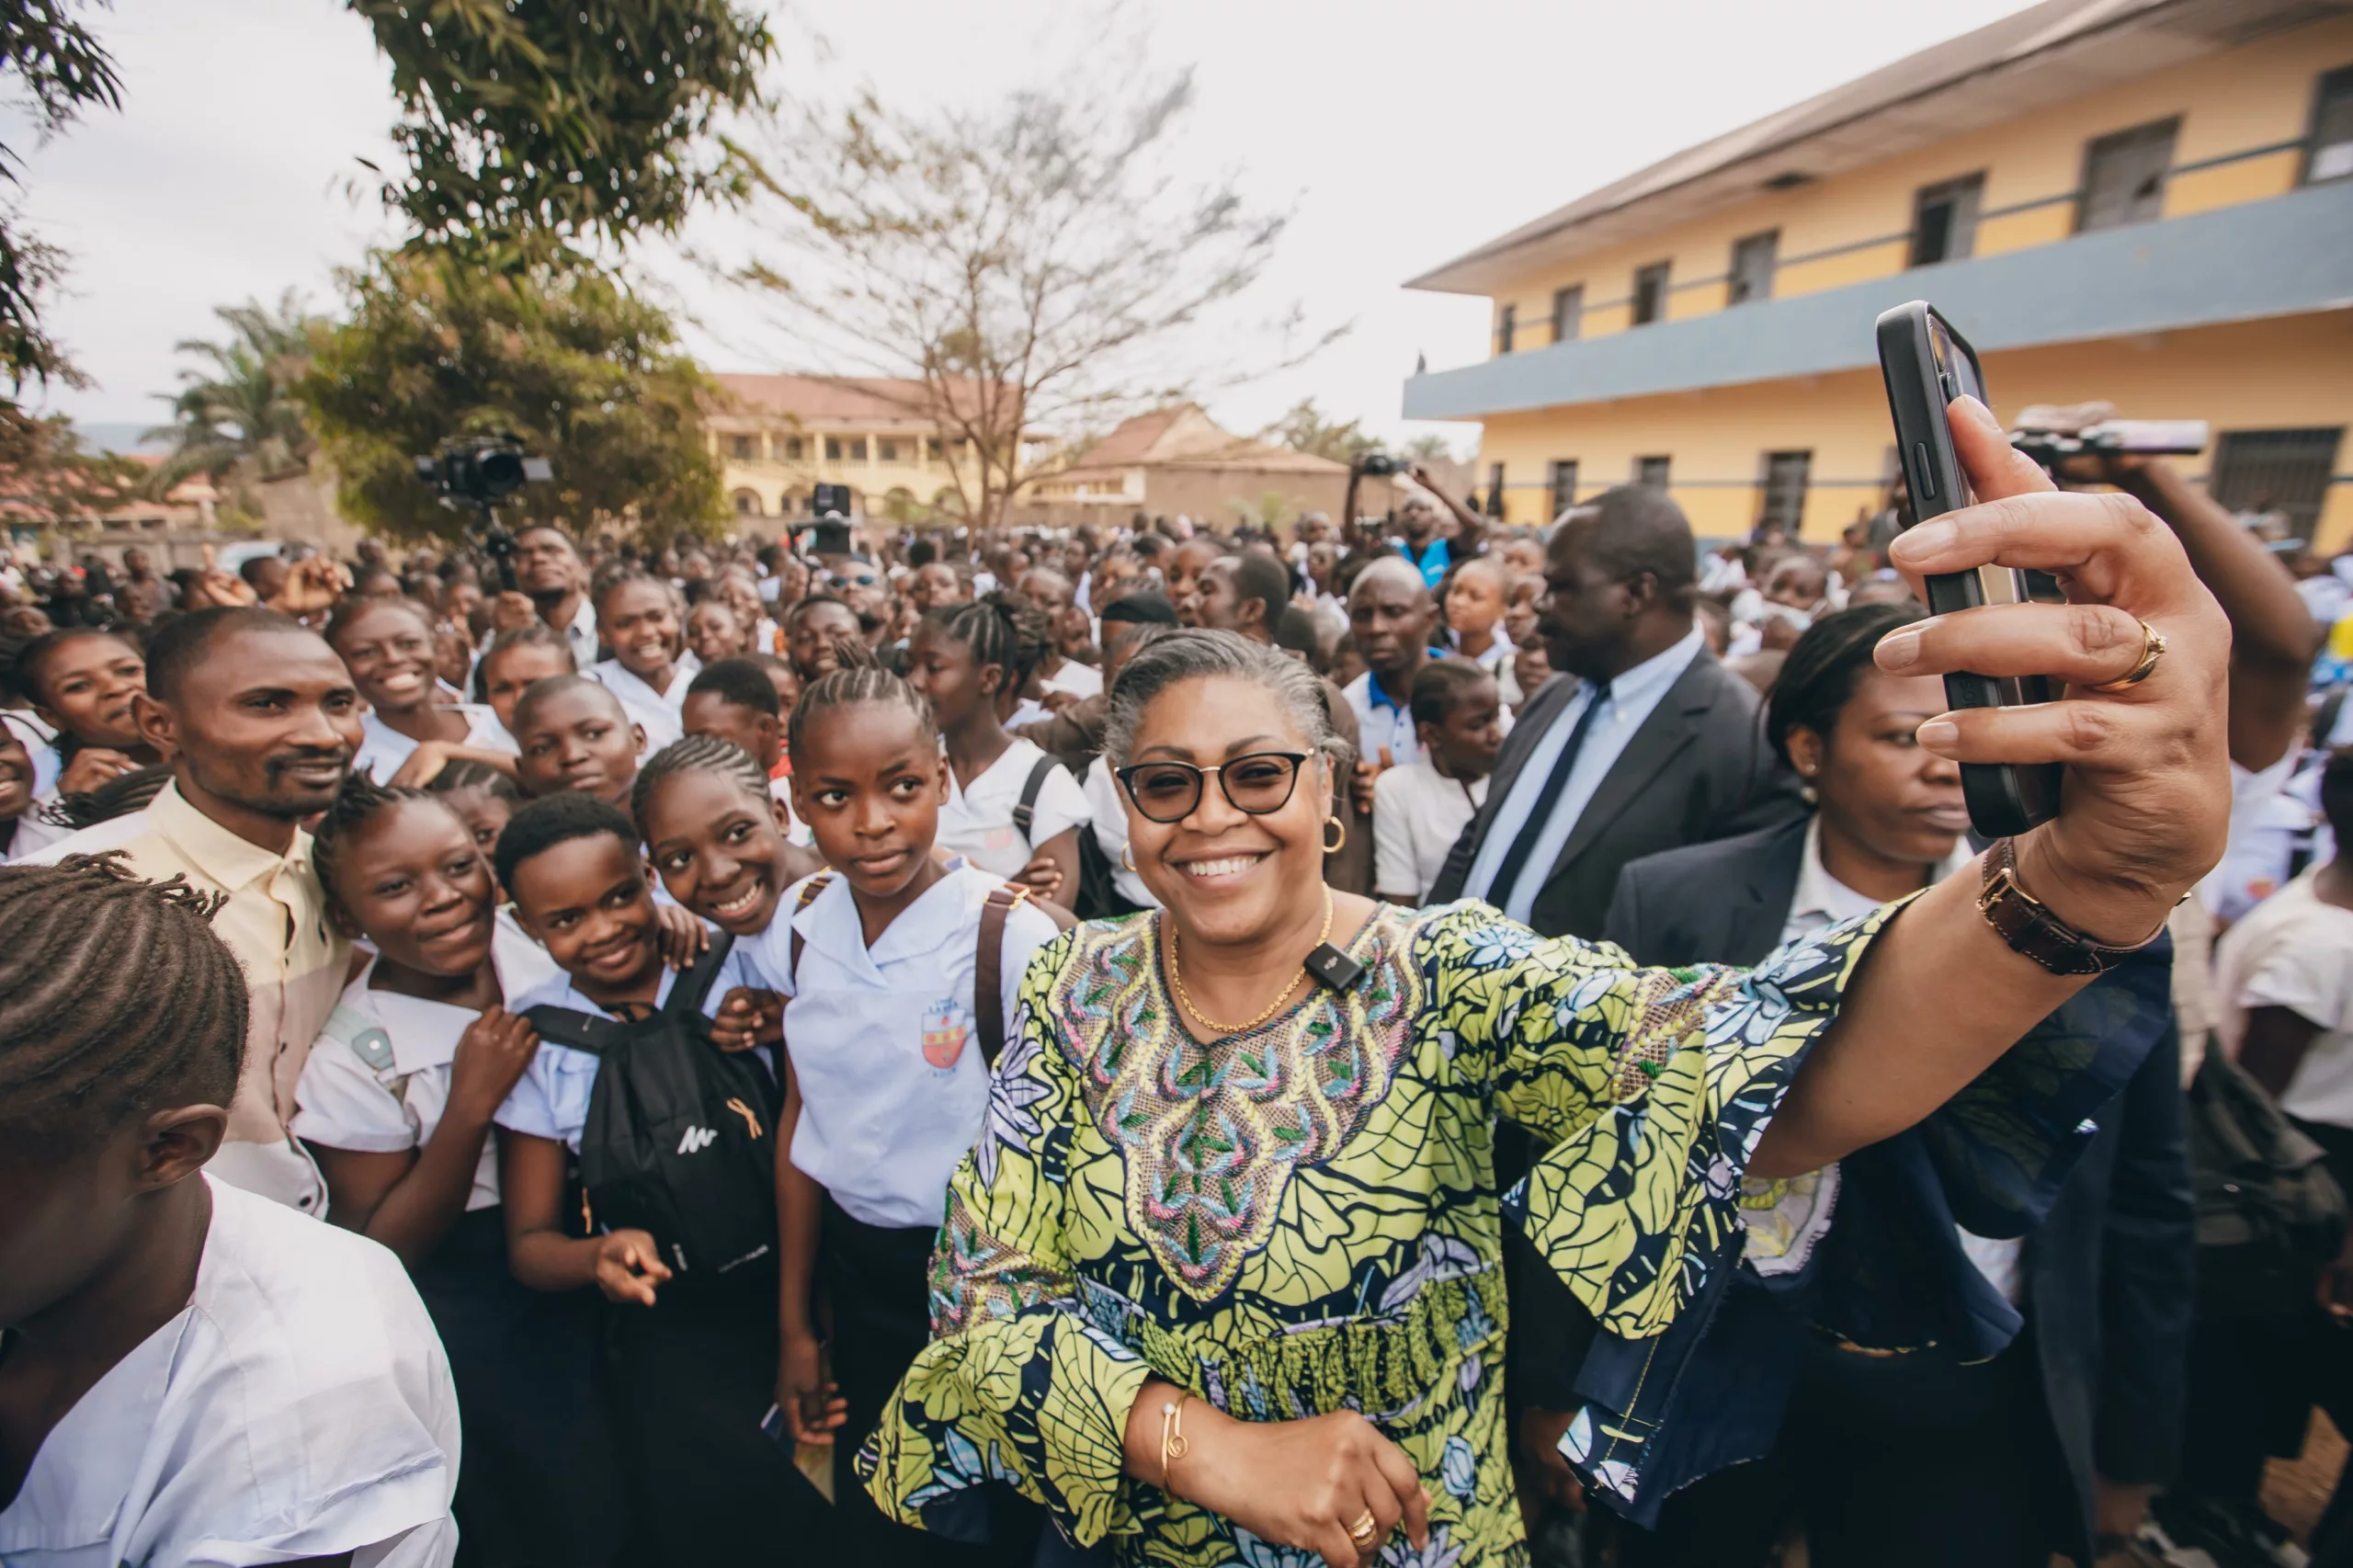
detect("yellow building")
[706,373,1008,528]
[1403,0,2353,551]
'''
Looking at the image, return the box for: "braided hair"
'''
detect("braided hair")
[631,733,770,833]
[311,773,445,902]
[1765,601,1927,767]
[472,622,574,702]
[34,760,173,834]
[0,852,245,1147]
[926,590,1053,697]
[786,634,935,760]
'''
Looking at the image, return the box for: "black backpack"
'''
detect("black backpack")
[1010,753,1062,850]
[2187,1038,2348,1318]
[524,932,782,1285]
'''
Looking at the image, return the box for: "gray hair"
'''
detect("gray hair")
[1104,628,1353,774]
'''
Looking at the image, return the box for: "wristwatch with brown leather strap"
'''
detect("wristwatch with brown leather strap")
[1978,836,2167,976]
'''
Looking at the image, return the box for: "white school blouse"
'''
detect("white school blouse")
[291,921,563,1214]
[493,939,757,1153]
[0,1178,460,1568]
[353,705,517,785]
[934,736,1090,879]
[585,654,699,756]
[753,864,1060,1231]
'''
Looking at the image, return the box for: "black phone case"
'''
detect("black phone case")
[1874,300,2062,839]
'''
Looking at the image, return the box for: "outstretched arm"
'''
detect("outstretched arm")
[1411,462,1485,555]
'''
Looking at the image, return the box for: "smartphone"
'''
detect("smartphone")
[1874,300,2063,839]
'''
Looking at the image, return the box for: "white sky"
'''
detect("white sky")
[19,0,2033,456]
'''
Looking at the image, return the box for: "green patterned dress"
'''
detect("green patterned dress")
[858,897,1895,1566]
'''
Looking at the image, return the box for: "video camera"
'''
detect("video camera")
[1353,452,1406,477]
[811,482,854,519]
[414,436,553,592]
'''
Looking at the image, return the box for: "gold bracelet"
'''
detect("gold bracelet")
[1158,1392,1191,1490]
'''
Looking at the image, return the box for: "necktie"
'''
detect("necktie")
[1484,678,1611,914]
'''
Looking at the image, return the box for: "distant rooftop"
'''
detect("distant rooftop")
[1407,0,2338,295]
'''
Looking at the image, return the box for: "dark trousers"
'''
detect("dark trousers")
[822,1197,1040,1568]
[414,1208,630,1568]
[606,1268,835,1567]
[1616,1335,2067,1568]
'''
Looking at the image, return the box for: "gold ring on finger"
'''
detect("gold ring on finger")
[2087,618,2165,693]
[1348,1510,1381,1546]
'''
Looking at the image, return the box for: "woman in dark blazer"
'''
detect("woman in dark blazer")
[1590,603,2194,1568]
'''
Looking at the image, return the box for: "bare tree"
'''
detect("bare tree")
[722,26,1339,531]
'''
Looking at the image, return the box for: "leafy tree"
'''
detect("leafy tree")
[347,0,774,260]
[301,252,724,542]
[0,0,123,392]
[0,406,143,526]
[1261,398,1380,467]
[144,290,320,511]
[727,31,1338,531]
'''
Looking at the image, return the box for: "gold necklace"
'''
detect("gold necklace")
[1166,889,1335,1037]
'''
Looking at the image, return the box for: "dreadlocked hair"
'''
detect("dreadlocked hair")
[631,733,770,832]
[35,761,173,833]
[927,591,1053,694]
[0,851,246,1147]
[311,773,439,902]
[786,637,935,761]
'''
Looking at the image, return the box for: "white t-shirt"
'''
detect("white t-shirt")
[291,922,562,1214]
[585,654,700,756]
[1038,659,1103,702]
[1082,755,1157,910]
[2201,750,2316,925]
[494,942,759,1153]
[1371,759,1487,903]
[756,864,1061,1230]
[2216,867,2353,1129]
[0,1177,460,1568]
[353,705,516,785]
[936,737,1090,879]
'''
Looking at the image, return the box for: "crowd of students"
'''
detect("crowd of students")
[0,449,2347,1568]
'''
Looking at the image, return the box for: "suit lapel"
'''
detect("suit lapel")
[1724,815,1811,964]
[1543,654,1715,887]
[1472,673,1578,835]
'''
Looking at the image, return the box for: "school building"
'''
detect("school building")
[1401,0,2353,551]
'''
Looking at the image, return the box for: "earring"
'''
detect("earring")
[1120,844,1136,872]
[1324,815,1347,854]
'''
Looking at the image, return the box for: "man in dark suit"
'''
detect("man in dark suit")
[1428,484,1796,939]
[1597,816,2191,1568]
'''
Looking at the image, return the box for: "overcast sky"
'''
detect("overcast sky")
[19,0,2032,454]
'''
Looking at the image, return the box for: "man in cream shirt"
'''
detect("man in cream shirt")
[18,608,360,1214]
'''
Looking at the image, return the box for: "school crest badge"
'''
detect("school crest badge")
[921,1001,972,1070]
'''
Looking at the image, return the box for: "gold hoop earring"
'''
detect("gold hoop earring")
[1120,844,1136,872]
[1324,815,1347,854]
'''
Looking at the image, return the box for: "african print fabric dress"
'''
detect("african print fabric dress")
[858,898,1896,1566]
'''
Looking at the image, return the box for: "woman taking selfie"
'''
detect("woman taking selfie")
[858,404,2230,1568]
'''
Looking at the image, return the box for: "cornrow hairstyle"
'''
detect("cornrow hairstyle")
[927,591,1053,693]
[323,593,433,653]
[312,774,448,903]
[685,656,779,717]
[631,733,770,831]
[473,622,576,702]
[14,627,142,710]
[494,788,639,895]
[0,851,245,1148]
[426,757,521,802]
[145,607,306,706]
[786,656,936,762]
[1766,601,1927,767]
[1409,657,1493,729]
[34,761,174,834]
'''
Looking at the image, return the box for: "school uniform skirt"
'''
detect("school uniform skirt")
[410,1206,630,1568]
[822,1196,1042,1568]
[602,1258,835,1567]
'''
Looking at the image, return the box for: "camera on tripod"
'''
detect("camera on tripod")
[1354,452,1406,477]
[414,436,553,506]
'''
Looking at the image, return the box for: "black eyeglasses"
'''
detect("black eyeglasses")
[1116,751,1310,824]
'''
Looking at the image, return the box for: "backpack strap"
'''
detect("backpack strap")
[973,884,1027,1072]
[1011,754,1059,845]
[522,1005,626,1057]
[786,872,835,987]
[664,927,739,1022]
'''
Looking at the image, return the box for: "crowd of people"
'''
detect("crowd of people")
[0,399,2344,1568]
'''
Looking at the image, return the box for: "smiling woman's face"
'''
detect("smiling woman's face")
[1122,674,1333,950]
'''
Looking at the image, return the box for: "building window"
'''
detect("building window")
[2209,427,2344,540]
[1727,232,1778,305]
[878,438,899,461]
[1484,462,1506,517]
[1757,450,1812,533]
[2306,65,2353,184]
[1496,303,1517,354]
[733,489,762,517]
[824,436,843,461]
[783,436,804,460]
[730,435,755,460]
[2076,118,2177,233]
[1910,173,1984,266]
[1634,454,1671,488]
[1548,460,1579,520]
[1631,262,1670,326]
[926,437,943,461]
[1552,286,1583,344]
